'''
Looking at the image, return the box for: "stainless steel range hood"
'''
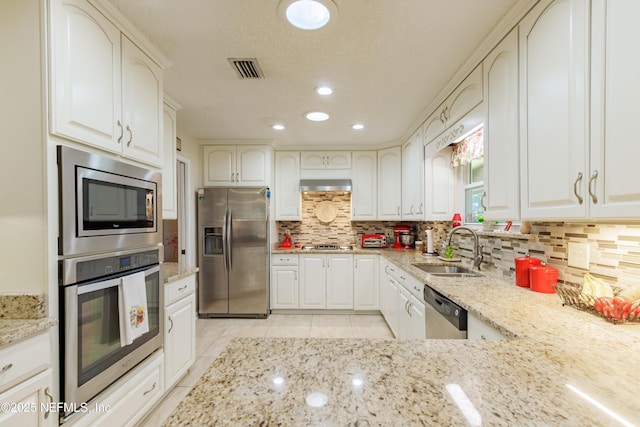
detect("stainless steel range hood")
[299,179,352,192]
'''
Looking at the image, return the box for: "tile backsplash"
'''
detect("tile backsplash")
[275,192,640,290]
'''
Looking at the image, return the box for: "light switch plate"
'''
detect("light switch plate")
[568,242,590,269]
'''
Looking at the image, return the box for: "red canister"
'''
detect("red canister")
[529,264,558,294]
[514,255,541,287]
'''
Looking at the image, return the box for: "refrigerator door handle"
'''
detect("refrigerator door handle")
[222,209,229,273]
[227,208,233,270]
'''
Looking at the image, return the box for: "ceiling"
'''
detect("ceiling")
[107,0,526,148]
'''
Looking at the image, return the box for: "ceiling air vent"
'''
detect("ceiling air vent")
[228,58,264,79]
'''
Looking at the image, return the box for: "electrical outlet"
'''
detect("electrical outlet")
[568,242,590,269]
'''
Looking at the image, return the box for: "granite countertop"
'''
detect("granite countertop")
[164,262,199,284]
[165,249,640,426]
[0,294,57,348]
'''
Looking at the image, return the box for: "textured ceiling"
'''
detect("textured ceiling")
[107,0,524,147]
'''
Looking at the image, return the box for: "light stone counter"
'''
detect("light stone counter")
[163,262,199,284]
[165,249,640,426]
[0,294,57,347]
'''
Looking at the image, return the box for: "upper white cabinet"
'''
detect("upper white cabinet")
[301,151,351,169]
[275,151,301,220]
[589,0,640,218]
[377,146,402,220]
[519,0,589,219]
[162,99,180,219]
[50,0,164,167]
[351,151,377,220]
[422,65,484,146]
[483,28,520,220]
[423,145,455,220]
[203,145,271,187]
[401,131,424,220]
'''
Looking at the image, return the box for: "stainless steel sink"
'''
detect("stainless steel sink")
[412,264,483,278]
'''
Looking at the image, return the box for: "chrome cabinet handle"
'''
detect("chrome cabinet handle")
[125,125,133,146]
[481,191,487,211]
[400,275,406,281]
[418,203,423,215]
[573,172,584,205]
[588,170,598,204]
[178,285,188,292]
[404,300,410,313]
[235,172,240,182]
[413,286,421,293]
[116,120,124,144]
[409,205,414,215]
[143,382,157,396]
[397,206,400,216]
[231,172,235,182]
[408,303,413,317]
[168,316,174,333]
[1,363,13,373]
[44,387,54,419]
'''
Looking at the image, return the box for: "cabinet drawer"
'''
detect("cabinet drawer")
[0,333,50,393]
[271,255,298,266]
[387,263,424,300]
[165,274,196,305]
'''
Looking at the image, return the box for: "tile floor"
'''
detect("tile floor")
[138,314,393,426]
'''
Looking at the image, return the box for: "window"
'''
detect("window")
[463,158,484,223]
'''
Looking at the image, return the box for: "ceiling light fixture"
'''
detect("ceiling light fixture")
[305,111,329,121]
[280,0,337,31]
[315,86,333,96]
[352,123,364,130]
[272,124,285,130]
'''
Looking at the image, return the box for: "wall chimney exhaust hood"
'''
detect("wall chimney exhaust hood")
[299,179,352,192]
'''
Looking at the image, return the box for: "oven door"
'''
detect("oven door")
[61,265,162,419]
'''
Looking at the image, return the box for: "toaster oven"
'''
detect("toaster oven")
[361,234,387,248]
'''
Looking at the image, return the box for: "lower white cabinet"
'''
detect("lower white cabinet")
[381,261,426,339]
[271,255,299,309]
[467,312,507,340]
[353,255,379,310]
[0,369,54,427]
[380,274,399,337]
[299,254,353,309]
[397,286,426,339]
[164,274,196,390]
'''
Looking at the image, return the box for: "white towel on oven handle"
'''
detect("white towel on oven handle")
[118,271,149,347]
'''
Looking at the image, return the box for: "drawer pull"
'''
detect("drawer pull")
[143,382,157,396]
[44,387,54,419]
[1,363,13,373]
[178,285,188,292]
[168,316,174,333]
[413,286,421,292]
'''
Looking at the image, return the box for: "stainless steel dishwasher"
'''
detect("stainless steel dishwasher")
[423,285,467,339]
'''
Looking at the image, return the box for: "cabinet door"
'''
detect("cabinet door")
[377,146,402,220]
[326,255,353,309]
[275,152,301,220]
[165,293,196,388]
[237,146,270,186]
[519,0,589,219]
[401,133,424,219]
[407,295,426,339]
[424,146,455,220]
[383,276,399,337]
[397,285,411,339]
[353,255,379,310]
[590,0,640,218]
[352,151,377,220]
[299,255,326,309]
[162,102,178,219]
[203,145,235,186]
[484,28,520,220]
[325,152,351,169]
[467,312,507,340]
[0,369,54,427]
[300,152,326,169]
[446,65,484,126]
[50,0,122,152]
[121,36,163,167]
[422,108,447,146]
[271,266,299,309]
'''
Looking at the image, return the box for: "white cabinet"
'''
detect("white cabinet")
[467,312,507,340]
[377,146,402,220]
[380,269,399,337]
[301,151,351,169]
[483,28,520,220]
[353,255,379,310]
[422,65,484,145]
[299,254,353,309]
[274,152,301,220]
[271,255,299,309]
[424,145,455,220]
[351,151,377,220]
[401,131,424,220]
[50,0,165,167]
[164,274,196,390]
[589,0,640,218]
[0,369,54,427]
[203,145,271,187]
[519,0,589,219]
[397,286,426,340]
[162,99,180,219]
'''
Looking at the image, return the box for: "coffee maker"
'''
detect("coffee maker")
[392,226,414,249]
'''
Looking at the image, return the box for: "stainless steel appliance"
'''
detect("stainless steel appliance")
[423,285,467,339]
[59,247,163,422]
[197,187,269,317]
[57,145,162,256]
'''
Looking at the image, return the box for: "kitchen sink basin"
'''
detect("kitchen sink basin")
[412,264,483,278]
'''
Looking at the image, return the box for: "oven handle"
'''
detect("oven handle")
[76,265,160,295]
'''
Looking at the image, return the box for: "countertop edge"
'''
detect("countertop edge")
[0,317,58,348]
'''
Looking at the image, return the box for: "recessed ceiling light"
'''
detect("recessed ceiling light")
[285,0,333,30]
[352,123,364,130]
[316,86,333,96]
[305,111,329,121]
[272,124,285,130]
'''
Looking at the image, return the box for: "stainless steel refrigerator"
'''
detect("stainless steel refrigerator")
[197,187,269,318]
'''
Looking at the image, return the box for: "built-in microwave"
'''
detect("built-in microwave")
[57,145,162,256]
